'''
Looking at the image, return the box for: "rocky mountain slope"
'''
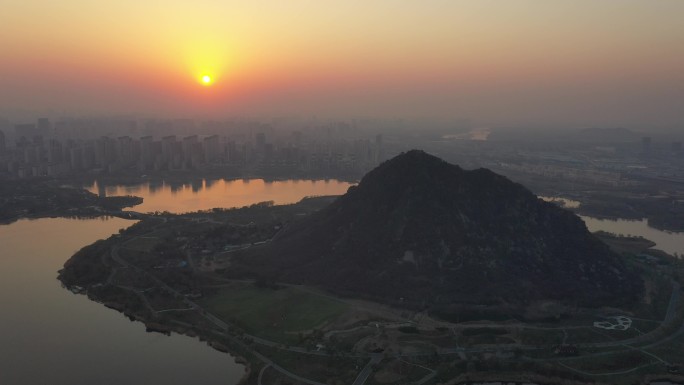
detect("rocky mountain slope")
[231,150,642,310]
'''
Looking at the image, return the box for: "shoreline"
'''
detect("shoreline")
[92,294,254,384]
[40,191,684,385]
[70,279,684,385]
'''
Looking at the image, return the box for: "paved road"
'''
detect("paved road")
[257,364,270,385]
[664,281,681,323]
[118,240,684,373]
[399,359,437,385]
[579,280,682,349]
[111,234,334,385]
[530,280,683,376]
[351,354,383,385]
[249,349,327,385]
[558,361,658,377]
[414,370,438,385]
[103,223,684,385]
[640,313,684,350]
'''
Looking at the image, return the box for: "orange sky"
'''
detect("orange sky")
[1,1,683,128]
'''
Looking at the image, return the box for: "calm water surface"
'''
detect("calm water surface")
[582,216,684,256]
[4,180,681,385]
[0,217,245,385]
[1,179,353,385]
[87,179,353,214]
[94,181,682,256]
[541,196,683,256]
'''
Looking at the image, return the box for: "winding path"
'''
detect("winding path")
[99,220,684,385]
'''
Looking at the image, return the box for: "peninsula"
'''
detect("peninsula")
[59,152,684,385]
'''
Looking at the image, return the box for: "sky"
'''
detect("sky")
[1,0,683,128]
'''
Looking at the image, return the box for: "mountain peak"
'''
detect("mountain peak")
[360,149,458,182]
[233,151,642,312]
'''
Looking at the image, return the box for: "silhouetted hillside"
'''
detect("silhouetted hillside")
[232,150,642,310]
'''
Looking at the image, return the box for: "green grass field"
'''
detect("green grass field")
[122,236,162,251]
[254,345,362,384]
[556,350,655,373]
[563,327,611,344]
[200,285,348,343]
[519,328,565,346]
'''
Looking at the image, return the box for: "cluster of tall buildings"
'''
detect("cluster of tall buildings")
[641,136,683,157]
[0,118,387,179]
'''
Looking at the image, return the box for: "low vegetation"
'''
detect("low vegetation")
[200,285,348,344]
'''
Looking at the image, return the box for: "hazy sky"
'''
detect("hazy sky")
[2,1,683,128]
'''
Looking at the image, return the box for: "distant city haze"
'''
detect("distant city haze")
[2,1,683,129]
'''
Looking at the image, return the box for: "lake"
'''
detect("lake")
[92,181,683,256]
[1,178,353,385]
[0,217,245,385]
[582,216,684,256]
[541,195,683,256]
[86,179,354,214]
[3,178,682,385]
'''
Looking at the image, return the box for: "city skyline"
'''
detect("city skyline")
[2,1,684,129]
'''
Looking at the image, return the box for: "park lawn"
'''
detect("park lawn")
[564,327,615,344]
[555,350,656,373]
[254,345,362,384]
[593,326,641,341]
[122,236,162,252]
[630,319,661,334]
[200,285,348,343]
[519,328,565,346]
[645,331,684,367]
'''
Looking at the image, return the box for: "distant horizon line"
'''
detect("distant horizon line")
[0,114,681,133]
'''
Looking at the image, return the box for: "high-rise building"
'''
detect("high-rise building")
[374,134,384,163]
[227,140,241,163]
[203,135,220,163]
[22,145,39,164]
[161,135,180,169]
[37,118,51,136]
[54,121,70,138]
[256,132,266,152]
[0,129,5,155]
[15,124,39,142]
[139,136,154,171]
[48,139,63,163]
[182,135,199,169]
[117,136,134,166]
[83,144,95,170]
[95,136,116,168]
[641,137,652,154]
[70,146,84,170]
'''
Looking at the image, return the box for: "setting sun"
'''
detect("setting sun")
[201,75,212,85]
